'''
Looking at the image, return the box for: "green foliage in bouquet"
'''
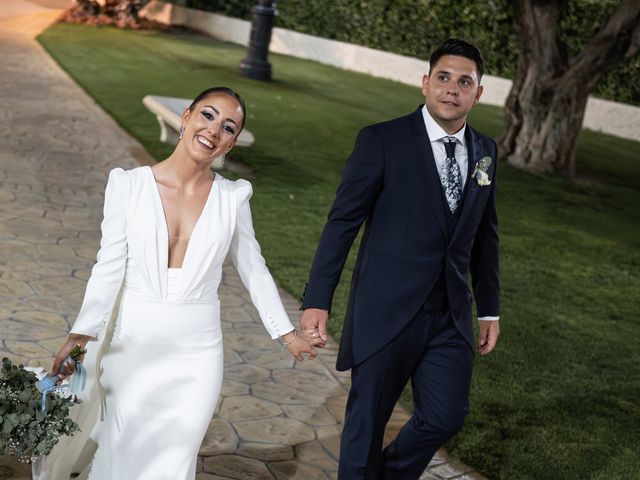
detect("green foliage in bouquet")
[69,345,87,364]
[0,358,80,462]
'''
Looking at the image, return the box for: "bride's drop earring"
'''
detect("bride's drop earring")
[213,152,227,170]
[179,125,185,139]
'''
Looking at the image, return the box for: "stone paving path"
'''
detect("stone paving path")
[0,2,487,479]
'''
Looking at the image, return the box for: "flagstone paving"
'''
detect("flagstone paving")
[0,2,487,479]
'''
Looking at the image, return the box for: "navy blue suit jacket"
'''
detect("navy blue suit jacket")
[302,106,499,371]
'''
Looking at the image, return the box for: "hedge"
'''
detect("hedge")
[166,0,640,106]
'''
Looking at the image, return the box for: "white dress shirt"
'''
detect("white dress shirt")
[421,105,468,188]
[421,105,499,322]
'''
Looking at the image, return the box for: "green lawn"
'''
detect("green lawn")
[38,23,640,479]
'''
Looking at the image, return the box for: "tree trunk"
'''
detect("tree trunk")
[499,0,640,179]
[499,56,590,178]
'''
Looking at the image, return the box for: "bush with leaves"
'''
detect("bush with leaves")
[0,358,80,462]
[162,0,639,106]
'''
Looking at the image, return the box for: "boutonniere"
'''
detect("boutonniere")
[472,156,492,186]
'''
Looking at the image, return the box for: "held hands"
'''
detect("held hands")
[51,333,91,380]
[299,308,329,348]
[477,320,500,356]
[282,329,318,361]
[274,306,329,360]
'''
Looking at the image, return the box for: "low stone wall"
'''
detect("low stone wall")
[140,0,640,140]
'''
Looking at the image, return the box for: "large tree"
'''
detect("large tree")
[499,0,640,179]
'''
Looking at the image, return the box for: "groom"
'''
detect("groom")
[300,39,500,479]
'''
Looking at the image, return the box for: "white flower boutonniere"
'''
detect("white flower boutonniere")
[472,156,493,186]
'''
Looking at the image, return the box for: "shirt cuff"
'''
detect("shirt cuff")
[478,316,499,321]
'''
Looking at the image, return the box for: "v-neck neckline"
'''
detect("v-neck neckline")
[146,165,217,270]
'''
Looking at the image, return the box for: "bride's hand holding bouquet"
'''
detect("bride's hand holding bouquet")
[51,334,91,381]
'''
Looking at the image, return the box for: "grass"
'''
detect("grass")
[38,23,640,479]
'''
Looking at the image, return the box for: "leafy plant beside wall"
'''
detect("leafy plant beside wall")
[162,0,640,106]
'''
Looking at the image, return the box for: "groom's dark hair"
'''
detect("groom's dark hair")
[429,38,485,80]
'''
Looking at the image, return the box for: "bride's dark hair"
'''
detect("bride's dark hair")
[189,87,247,132]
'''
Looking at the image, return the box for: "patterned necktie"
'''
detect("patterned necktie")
[441,136,463,212]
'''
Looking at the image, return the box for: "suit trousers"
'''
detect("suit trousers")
[338,308,473,480]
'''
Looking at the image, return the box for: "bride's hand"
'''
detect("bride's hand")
[51,333,91,380]
[282,330,318,361]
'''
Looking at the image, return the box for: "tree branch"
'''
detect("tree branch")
[626,14,640,60]
[513,0,567,74]
[568,0,640,88]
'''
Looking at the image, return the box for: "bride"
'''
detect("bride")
[50,87,318,479]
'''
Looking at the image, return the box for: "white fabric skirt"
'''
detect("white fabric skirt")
[89,269,223,480]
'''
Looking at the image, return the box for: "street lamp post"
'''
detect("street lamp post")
[239,0,277,81]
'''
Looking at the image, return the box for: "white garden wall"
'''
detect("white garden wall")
[140,1,640,140]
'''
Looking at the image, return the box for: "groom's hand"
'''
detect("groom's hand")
[300,308,329,348]
[477,320,500,356]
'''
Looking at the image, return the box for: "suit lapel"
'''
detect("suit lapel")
[450,127,482,245]
[410,107,447,241]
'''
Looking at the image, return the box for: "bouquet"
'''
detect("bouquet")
[0,354,83,463]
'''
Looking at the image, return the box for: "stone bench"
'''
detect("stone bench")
[142,95,255,147]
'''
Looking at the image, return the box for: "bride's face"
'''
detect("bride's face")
[181,93,244,164]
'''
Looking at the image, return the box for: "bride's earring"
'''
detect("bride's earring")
[179,125,185,139]
[213,152,226,170]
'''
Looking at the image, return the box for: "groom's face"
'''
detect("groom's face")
[422,55,483,133]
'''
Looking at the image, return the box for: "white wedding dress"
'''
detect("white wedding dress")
[46,166,294,479]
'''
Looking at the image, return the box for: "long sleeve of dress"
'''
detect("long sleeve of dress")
[70,168,129,340]
[229,180,294,339]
